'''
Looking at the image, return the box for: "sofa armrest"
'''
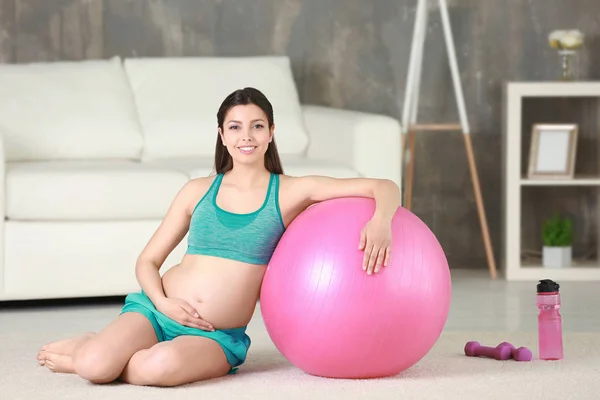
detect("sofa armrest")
[300,105,402,188]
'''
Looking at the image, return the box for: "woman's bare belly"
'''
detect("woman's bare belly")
[160,253,266,330]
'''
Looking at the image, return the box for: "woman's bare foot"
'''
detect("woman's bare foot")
[37,332,95,369]
[40,353,76,373]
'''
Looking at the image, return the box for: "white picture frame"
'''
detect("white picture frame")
[527,123,578,179]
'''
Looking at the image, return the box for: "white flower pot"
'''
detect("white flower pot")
[542,246,572,268]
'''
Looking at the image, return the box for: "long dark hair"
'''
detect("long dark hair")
[214,87,284,175]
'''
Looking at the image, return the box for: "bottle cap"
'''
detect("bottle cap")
[537,279,560,293]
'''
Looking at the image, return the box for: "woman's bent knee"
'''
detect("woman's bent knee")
[74,343,123,384]
[72,312,159,384]
[123,345,191,387]
[133,346,182,386]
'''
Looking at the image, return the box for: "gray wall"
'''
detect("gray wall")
[1,0,599,271]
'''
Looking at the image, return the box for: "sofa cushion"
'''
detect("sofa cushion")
[6,157,359,220]
[124,56,309,160]
[0,57,144,161]
[143,157,215,179]
[279,156,360,178]
[6,161,189,220]
[144,155,359,180]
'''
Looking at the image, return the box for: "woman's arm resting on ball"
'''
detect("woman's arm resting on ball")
[135,180,201,305]
[299,176,401,219]
[297,176,401,273]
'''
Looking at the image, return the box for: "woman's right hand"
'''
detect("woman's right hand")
[155,297,214,331]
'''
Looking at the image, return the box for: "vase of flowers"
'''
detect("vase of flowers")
[548,30,584,80]
[542,213,573,268]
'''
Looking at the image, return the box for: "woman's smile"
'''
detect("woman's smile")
[237,145,257,155]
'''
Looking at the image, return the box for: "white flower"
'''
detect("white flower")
[548,29,584,50]
[549,30,567,41]
[549,30,567,49]
[561,34,583,49]
[567,30,584,39]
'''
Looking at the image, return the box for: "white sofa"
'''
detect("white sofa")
[0,56,402,301]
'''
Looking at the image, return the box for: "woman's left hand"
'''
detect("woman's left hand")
[358,215,393,275]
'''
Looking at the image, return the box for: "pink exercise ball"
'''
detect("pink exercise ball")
[260,197,451,379]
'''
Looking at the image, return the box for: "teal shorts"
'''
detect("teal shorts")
[120,291,251,374]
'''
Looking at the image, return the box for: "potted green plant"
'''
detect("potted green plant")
[542,213,573,268]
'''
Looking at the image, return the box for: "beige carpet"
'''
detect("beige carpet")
[2,323,599,400]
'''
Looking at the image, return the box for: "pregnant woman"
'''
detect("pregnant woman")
[36,87,401,387]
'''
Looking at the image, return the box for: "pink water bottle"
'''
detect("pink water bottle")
[537,279,563,360]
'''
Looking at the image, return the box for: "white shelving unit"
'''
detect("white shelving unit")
[504,81,600,281]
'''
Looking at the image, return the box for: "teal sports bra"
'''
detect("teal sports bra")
[186,173,286,265]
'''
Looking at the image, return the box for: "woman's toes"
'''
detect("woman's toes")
[43,353,75,374]
[37,351,47,365]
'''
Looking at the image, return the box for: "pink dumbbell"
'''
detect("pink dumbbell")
[464,341,513,360]
[497,342,533,362]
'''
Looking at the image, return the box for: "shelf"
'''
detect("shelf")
[508,81,600,97]
[521,175,600,186]
[504,81,600,281]
[507,260,600,281]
